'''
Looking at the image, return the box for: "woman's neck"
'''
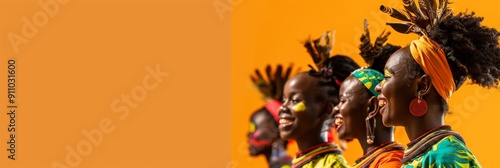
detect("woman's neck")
[404,105,444,141]
[356,126,394,154]
[296,134,326,153]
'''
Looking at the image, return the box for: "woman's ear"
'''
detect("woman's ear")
[367,96,379,117]
[416,74,432,96]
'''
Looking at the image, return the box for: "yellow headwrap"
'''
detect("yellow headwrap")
[409,36,456,102]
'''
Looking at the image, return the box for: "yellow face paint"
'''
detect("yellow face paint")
[381,69,393,86]
[384,69,393,77]
[249,122,255,133]
[293,102,307,112]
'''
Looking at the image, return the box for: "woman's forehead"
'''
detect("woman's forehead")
[284,73,318,92]
[340,77,363,95]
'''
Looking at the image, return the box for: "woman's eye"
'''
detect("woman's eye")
[291,99,299,104]
[381,78,388,85]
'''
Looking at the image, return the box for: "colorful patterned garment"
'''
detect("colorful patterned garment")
[352,142,404,168]
[403,125,481,168]
[292,143,349,168]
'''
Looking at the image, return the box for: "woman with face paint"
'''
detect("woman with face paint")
[248,64,295,168]
[279,31,360,168]
[375,0,500,167]
[332,20,405,168]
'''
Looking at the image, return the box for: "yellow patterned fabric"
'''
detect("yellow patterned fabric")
[292,144,349,168]
[403,135,481,168]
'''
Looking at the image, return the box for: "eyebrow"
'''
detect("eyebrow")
[285,91,298,98]
[340,93,349,98]
[385,68,395,74]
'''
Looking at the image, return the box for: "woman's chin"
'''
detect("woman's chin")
[280,132,293,140]
[249,146,263,156]
[381,114,397,127]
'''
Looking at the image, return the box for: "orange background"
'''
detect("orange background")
[232,0,500,167]
[1,0,231,167]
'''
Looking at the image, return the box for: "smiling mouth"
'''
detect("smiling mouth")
[279,118,294,125]
[378,98,388,115]
[333,113,343,130]
[279,114,295,130]
[378,99,387,107]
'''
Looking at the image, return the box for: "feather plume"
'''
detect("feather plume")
[380,5,411,22]
[251,64,298,100]
[359,19,392,66]
[304,30,336,70]
[381,0,452,36]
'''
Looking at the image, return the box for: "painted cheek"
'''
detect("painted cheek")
[252,130,260,139]
[249,122,256,133]
[293,102,307,112]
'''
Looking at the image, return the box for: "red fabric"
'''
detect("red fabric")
[265,100,281,124]
[264,100,296,145]
[327,131,333,142]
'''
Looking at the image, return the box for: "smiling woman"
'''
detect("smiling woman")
[278,31,360,168]
[375,0,500,167]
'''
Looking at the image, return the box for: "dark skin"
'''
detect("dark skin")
[248,110,279,160]
[333,76,394,154]
[279,73,333,152]
[375,47,445,141]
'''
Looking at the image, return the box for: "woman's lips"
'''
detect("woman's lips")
[377,96,387,115]
[333,113,343,130]
[279,115,295,130]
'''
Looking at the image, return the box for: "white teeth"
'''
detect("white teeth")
[334,118,343,127]
[279,119,293,125]
[379,100,387,107]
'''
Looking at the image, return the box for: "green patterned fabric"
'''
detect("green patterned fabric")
[403,135,481,168]
[351,68,384,96]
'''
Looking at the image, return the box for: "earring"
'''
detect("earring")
[409,92,428,117]
[365,115,376,145]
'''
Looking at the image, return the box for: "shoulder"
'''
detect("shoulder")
[419,135,481,167]
[300,153,349,168]
[324,153,349,168]
[372,150,404,168]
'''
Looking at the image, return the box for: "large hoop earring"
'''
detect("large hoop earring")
[365,105,378,145]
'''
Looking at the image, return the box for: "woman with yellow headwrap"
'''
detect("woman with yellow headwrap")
[375,0,500,167]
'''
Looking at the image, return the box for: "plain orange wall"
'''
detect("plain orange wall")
[0,0,232,167]
[232,0,500,167]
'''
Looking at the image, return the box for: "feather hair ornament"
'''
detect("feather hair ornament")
[380,0,453,36]
[359,19,392,67]
[250,64,297,101]
[304,30,336,72]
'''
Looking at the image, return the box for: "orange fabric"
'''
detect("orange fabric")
[409,36,456,102]
[368,150,404,168]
